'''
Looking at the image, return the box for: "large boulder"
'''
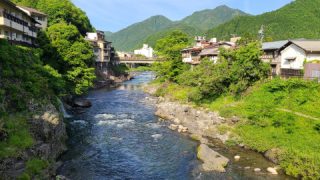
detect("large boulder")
[73,98,92,108]
[197,144,229,172]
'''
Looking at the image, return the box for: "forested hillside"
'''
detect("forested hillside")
[107,5,248,51]
[180,5,249,31]
[11,0,96,95]
[108,15,173,51]
[207,0,320,40]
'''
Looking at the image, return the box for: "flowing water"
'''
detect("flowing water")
[58,72,293,180]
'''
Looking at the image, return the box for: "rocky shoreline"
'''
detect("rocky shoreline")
[144,84,282,176]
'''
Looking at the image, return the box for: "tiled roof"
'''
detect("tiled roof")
[291,40,320,52]
[17,6,47,16]
[262,40,289,50]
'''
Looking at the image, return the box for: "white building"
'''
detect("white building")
[0,0,39,46]
[134,44,154,58]
[85,31,112,69]
[262,40,320,77]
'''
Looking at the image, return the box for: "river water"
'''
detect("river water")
[58,72,292,180]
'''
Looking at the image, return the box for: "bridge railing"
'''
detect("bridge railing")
[119,57,165,61]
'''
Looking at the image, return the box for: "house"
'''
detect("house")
[181,36,213,65]
[134,44,153,58]
[278,40,320,78]
[262,40,289,76]
[85,30,112,69]
[182,36,236,65]
[0,0,39,46]
[262,40,320,78]
[18,6,47,30]
[198,42,235,63]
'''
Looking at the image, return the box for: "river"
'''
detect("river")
[58,72,292,180]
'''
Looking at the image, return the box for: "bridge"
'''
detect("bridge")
[119,57,164,64]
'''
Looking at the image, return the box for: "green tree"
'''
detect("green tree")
[40,22,96,95]
[177,42,269,101]
[153,30,190,82]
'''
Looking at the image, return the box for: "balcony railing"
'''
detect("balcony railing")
[1,11,37,33]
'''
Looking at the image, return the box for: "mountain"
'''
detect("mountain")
[181,5,249,31]
[108,15,173,51]
[108,5,249,51]
[207,0,320,41]
[143,23,201,48]
[104,31,113,38]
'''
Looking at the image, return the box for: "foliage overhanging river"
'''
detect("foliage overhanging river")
[58,72,292,180]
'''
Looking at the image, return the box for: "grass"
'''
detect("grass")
[155,78,320,179]
[0,114,34,158]
[18,158,49,180]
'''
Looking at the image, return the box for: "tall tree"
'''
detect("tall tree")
[153,31,190,82]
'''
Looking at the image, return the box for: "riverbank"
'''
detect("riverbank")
[144,79,320,179]
[145,89,284,176]
[0,103,67,179]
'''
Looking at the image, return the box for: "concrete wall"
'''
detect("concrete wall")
[281,44,306,70]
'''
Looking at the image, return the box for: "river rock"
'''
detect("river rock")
[197,144,229,172]
[73,98,92,108]
[234,155,241,161]
[254,168,261,172]
[267,167,278,175]
[169,124,178,131]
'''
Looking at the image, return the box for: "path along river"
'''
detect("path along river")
[58,72,292,180]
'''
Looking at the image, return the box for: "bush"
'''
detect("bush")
[0,115,34,158]
[26,158,49,175]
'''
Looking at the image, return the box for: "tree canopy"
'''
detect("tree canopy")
[153,31,191,82]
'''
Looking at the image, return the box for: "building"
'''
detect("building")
[182,36,236,65]
[181,36,212,65]
[262,40,320,78]
[0,0,39,46]
[134,44,154,58]
[262,40,289,76]
[85,30,112,69]
[278,40,320,78]
[18,6,47,30]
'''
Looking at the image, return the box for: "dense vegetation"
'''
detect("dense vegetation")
[11,0,96,96]
[207,0,320,41]
[1,0,96,178]
[152,31,191,82]
[152,31,320,179]
[108,15,173,51]
[107,5,248,51]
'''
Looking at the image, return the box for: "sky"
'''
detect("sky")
[72,0,293,33]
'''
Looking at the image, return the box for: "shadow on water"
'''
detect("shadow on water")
[58,72,294,180]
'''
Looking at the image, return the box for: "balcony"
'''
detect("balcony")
[0,11,37,35]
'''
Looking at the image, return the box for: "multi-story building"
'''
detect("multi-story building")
[134,44,154,58]
[18,6,47,30]
[0,0,39,46]
[85,30,112,69]
[181,36,236,65]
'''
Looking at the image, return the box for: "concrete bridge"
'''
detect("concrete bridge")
[119,57,164,64]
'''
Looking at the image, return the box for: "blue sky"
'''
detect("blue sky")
[72,0,293,32]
